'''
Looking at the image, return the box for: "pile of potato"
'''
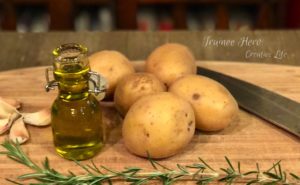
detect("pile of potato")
[89,43,239,159]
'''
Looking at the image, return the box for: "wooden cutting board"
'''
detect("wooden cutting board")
[0,61,300,184]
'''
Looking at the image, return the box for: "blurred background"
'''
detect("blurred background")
[0,0,299,32]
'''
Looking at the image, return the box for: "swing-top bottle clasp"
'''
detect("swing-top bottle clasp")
[87,71,106,95]
[45,67,106,96]
[45,67,58,92]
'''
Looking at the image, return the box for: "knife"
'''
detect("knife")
[197,67,300,138]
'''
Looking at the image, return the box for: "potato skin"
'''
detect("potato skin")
[169,75,238,131]
[114,73,166,116]
[89,50,135,98]
[146,43,196,86]
[122,92,195,159]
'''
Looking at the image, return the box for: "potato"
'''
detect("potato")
[122,92,195,159]
[146,43,196,86]
[169,75,238,131]
[89,50,135,98]
[114,72,166,116]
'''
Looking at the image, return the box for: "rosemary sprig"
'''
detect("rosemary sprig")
[1,140,300,185]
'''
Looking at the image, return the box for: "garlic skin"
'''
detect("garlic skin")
[0,98,19,119]
[0,118,9,134]
[0,97,21,109]
[0,112,21,135]
[23,108,51,126]
[0,98,21,134]
[9,117,30,144]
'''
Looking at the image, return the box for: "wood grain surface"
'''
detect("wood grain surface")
[1,31,300,72]
[0,61,300,184]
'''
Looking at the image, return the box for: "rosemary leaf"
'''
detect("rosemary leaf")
[290,173,300,180]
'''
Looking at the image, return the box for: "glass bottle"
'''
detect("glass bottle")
[45,43,105,160]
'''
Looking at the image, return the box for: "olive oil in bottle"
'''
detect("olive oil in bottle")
[45,43,105,160]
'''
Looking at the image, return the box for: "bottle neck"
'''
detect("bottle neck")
[54,66,90,101]
[58,85,89,101]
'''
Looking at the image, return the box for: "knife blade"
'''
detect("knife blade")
[197,67,300,138]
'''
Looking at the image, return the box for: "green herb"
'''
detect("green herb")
[1,140,300,185]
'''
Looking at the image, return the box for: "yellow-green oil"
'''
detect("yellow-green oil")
[51,63,103,160]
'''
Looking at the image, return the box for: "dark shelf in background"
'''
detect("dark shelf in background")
[74,0,110,5]
[0,0,286,31]
[138,0,281,5]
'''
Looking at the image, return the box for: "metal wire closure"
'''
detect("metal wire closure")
[88,71,102,95]
[45,67,106,96]
[45,67,58,92]
[88,71,107,96]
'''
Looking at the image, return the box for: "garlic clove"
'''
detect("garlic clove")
[0,98,19,119]
[0,112,21,134]
[0,97,22,109]
[0,98,22,134]
[9,117,29,144]
[23,108,51,126]
[0,118,9,134]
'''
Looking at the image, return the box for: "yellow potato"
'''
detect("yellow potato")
[122,92,195,159]
[114,72,166,116]
[146,43,196,86]
[89,50,135,98]
[169,75,238,131]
